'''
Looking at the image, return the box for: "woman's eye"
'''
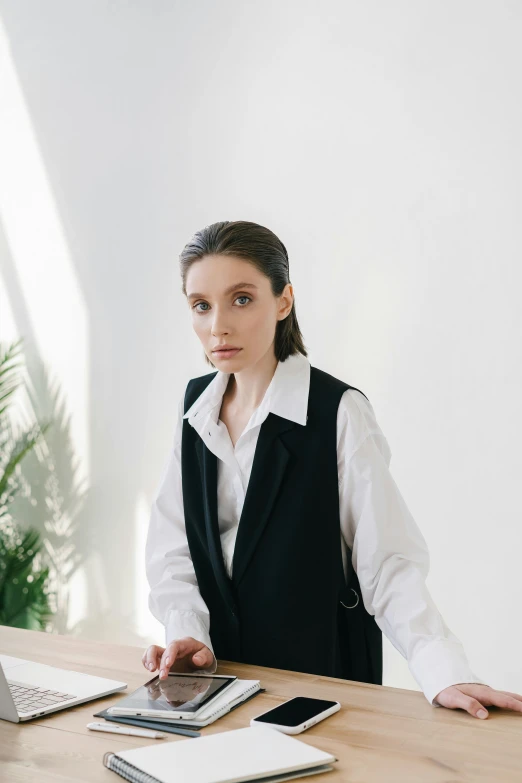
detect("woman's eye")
[192,296,251,313]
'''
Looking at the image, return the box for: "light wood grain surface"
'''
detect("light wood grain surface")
[0,626,520,782]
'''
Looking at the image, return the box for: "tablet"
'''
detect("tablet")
[107,673,237,720]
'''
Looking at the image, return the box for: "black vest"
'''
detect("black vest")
[181,363,383,685]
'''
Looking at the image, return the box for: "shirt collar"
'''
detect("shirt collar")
[182,352,310,427]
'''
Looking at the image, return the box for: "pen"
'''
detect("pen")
[87,721,167,739]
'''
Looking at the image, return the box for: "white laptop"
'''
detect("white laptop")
[0,654,127,723]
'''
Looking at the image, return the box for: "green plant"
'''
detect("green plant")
[0,339,53,630]
[0,523,51,629]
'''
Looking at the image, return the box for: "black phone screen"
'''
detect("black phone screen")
[254,697,338,727]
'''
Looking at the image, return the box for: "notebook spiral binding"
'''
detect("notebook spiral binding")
[104,751,160,783]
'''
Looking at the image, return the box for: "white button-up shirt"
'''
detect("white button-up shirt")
[145,352,484,707]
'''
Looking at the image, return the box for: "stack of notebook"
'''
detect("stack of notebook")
[103,724,338,783]
[95,679,264,735]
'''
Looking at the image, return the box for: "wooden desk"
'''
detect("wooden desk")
[1,627,520,782]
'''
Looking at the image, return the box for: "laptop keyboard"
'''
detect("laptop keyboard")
[8,679,76,714]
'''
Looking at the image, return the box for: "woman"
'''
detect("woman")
[143,220,521,720]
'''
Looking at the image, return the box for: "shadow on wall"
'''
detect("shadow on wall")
[9,353,153,646]
[1,201,161,649]
[10,354,153,646]
[8,355,87,635]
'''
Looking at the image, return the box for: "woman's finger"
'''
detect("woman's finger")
[141,645,152,668]
[483,691,522,713]
[441,688,489,719]
[144,645,164,671]
[149,646,164,671]
[497,690,522,704]
[464,697,489,719]
[159,638,208,678]
[457,685,522,713]
[159,639,190,678]
[191,647,214,668]
[151,647,164,671]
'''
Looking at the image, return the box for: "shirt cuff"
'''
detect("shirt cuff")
[165,609,217,674]
[408,639,486,707]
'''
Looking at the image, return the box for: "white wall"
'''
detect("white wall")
[0,1,520,696]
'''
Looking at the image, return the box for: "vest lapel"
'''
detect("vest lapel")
[194,438,237,613]
[231,413,297,588]
[194,413,299,605]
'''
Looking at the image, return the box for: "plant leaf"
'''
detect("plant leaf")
[0,339,24,417]
[0,422,51,501]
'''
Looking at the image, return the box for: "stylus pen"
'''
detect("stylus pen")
[87,722,168,739]
[88,720,200,738]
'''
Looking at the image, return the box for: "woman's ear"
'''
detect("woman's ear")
[278,283,294,319]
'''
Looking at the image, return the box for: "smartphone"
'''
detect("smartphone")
[250,697,340,735]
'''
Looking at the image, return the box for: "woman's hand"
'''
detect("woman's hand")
[142,637,215,680]
[434,683,522,719]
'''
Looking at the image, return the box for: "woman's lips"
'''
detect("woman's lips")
[211,348,242,359]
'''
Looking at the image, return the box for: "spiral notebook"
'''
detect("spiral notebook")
[103,725,337,783]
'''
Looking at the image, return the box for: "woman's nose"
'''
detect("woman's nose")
[211,313,230,336]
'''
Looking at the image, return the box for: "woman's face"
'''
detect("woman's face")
[185,254,293,369]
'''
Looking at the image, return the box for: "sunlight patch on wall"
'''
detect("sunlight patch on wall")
[66,563,88,632]
[0,17,90,482]
[134,491,163,643]
[0,268,17,341]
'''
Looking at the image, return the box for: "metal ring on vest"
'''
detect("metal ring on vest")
[340,588,359,609]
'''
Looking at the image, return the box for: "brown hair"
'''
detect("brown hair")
[179,220,308,367]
